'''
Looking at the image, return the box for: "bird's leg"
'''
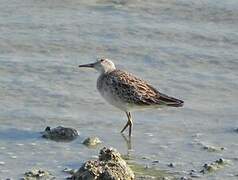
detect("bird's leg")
[121,112,133,136]
[128,112,132,137]
[120,119,129,134]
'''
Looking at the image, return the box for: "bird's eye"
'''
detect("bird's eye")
[100,59,104,62]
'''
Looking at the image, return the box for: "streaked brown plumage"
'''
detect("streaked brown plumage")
[79,58,184,136]
[97,69,183,108]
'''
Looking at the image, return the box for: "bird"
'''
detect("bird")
[78,58,184,137]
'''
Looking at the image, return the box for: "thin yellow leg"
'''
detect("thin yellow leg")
[121,112,133,136]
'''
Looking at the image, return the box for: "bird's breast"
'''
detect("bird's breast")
[97,75,129,111]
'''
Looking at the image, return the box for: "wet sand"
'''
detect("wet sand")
[0,0,238,179]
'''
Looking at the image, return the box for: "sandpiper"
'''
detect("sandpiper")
[79,58,184,136]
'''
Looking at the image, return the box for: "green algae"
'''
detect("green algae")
[128,162,176,180]
[82,136,102,147]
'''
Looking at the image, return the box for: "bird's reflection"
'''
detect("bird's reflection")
[121,133,133,159]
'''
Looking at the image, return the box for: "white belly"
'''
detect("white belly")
[98,88,161,112]
[98,87,130,112]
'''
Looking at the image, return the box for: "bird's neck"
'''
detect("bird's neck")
[101,66,116,74]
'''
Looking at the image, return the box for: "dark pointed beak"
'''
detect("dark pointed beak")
[78,63,94,68]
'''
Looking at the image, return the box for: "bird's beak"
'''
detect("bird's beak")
[78,63,95,68]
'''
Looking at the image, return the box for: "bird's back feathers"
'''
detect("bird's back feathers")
[97,69,184,107]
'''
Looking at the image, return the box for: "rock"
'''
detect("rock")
[42,126,78,141]
[141,156,150,160]
[200,158,230,174]
[82,137,102,147]
[151,160,159,164]
[200,143,225,152]
[68,147,134,180]
[180,177,192,180]
[168,163,175,168]
[63,168,77,175]
[21,169,55,180]
[202,145,225,152]
[196,141,225,152]
[189,169,201,178]
[109,0,128,5]
[162,177,172,180]
[136,175,156,179]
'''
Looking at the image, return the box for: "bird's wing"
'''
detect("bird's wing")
[109,70,183,107]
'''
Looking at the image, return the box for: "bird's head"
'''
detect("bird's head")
[78,58,116,73]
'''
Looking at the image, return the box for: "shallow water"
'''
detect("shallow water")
[0,0,238,179]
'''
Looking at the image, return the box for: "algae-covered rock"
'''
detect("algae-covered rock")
[21,169,55,180]
[42,126,78,141]
[200,158,230,174]
[69,147,134,180]
[83,137,102,147]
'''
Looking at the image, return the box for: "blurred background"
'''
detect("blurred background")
[0,0,238,179]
